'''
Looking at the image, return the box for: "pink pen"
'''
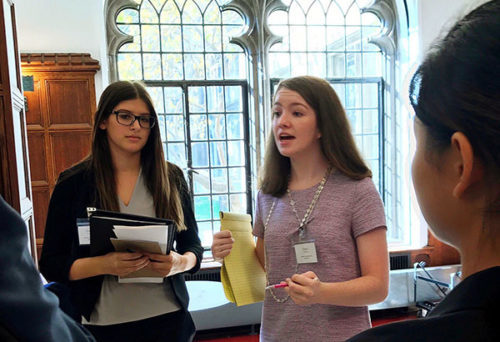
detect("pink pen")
[265,283,288,290]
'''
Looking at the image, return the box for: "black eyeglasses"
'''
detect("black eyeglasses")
[113,110,156,129]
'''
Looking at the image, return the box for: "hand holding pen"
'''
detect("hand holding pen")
[285,271,321,305]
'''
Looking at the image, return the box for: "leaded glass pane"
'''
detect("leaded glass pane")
[143,53,162,80]
[166,114,185,141]
[207,86,224,113]
[291,52,307,75]
[193,168,210,194]
[184,26,204,52]
[326,26,345,51]
[194,196,211,220]
[228,141,244,166]
[182,0,203,24]
[212,195,228,219]
[226,114,243,139]
[336,0,354,14]
[225,86,242,112]
[184,54,205,79]
[205,26,222,52]
[204,1,221,23]
[308,53,326,76]
[362,109,378,134]
[290,26,307,51]
[147,87,165,112]
[208,114,226,139]
[307,26,326,51]
[160,1,181,23]
[140,1,159,23]
[191,142,209,167]
[164,87,183,113]
[189,86,206,112]
[142,25,160,51]
[211,168,228,193]
[190,114,207,140]
[224,54,246,79]
[117,8,139,23]
[162,54,183,79]
[161,25,182,52]
[289,2,306,24]
[205,54,223,79]
[167,142,187,168]
[118,53,142,79]
[306,1,325,25]
[345,3,361,25]
[210,141,227,166]
[228,167,245,192]
[230,194,246,213]
[158,114,167,141]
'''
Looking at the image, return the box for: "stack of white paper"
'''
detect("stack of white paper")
[112,224,170,283]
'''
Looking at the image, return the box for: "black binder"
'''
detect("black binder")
[88,208,175,257]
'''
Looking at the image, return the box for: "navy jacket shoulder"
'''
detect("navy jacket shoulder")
[0,195,95,341]
[348,267,500,342]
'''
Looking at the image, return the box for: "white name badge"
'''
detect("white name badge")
[294,241,318,264]
[76,218,90,245]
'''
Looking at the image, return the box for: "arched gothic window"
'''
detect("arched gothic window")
[106,0,412,250]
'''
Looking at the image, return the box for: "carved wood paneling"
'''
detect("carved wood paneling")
[27,132,47,182]
[22,53,99,258]
[50,131,92,181]
[46,79,93,125]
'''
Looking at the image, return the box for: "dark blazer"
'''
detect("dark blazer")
[0,195,95,342]
[39,161,204,321]
[348,266,500,342]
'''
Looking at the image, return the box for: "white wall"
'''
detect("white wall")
[15,0,108,97]
[418,0,487,58]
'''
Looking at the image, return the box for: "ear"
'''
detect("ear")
[99,119,108,130]
[451,132,483,198]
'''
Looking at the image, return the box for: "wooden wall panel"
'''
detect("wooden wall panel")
[27,132,47,182]
[46,79,92,125]
[50,131,91,180]
[24,77,41,125]
[32,187,49,239]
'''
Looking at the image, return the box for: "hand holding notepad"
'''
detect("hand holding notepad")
[219,211,266,306]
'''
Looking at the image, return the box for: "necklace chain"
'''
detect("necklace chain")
[263,166,332,303]
[287,166,332,232]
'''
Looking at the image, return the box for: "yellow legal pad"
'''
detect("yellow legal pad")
[220,211,265,306]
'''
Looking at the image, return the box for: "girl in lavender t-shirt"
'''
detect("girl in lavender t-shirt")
[212,76,388,341]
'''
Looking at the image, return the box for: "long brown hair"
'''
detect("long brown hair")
[86,80,186,231]
[260,76,371,197]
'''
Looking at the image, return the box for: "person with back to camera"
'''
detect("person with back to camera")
[0,195,96,342]
[39,80,204,342]
[348,1,500,341]
[212,75,389,341]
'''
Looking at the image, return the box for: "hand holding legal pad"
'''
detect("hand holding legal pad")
[88,209,175,283]
[219,211,266,306]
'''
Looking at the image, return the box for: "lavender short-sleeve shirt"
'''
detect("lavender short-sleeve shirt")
[253,172,386,341]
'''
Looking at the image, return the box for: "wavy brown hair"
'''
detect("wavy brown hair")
[260,76,371,196]
[85,80,186,231]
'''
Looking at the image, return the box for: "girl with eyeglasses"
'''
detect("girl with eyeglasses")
[40,80,203,342]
